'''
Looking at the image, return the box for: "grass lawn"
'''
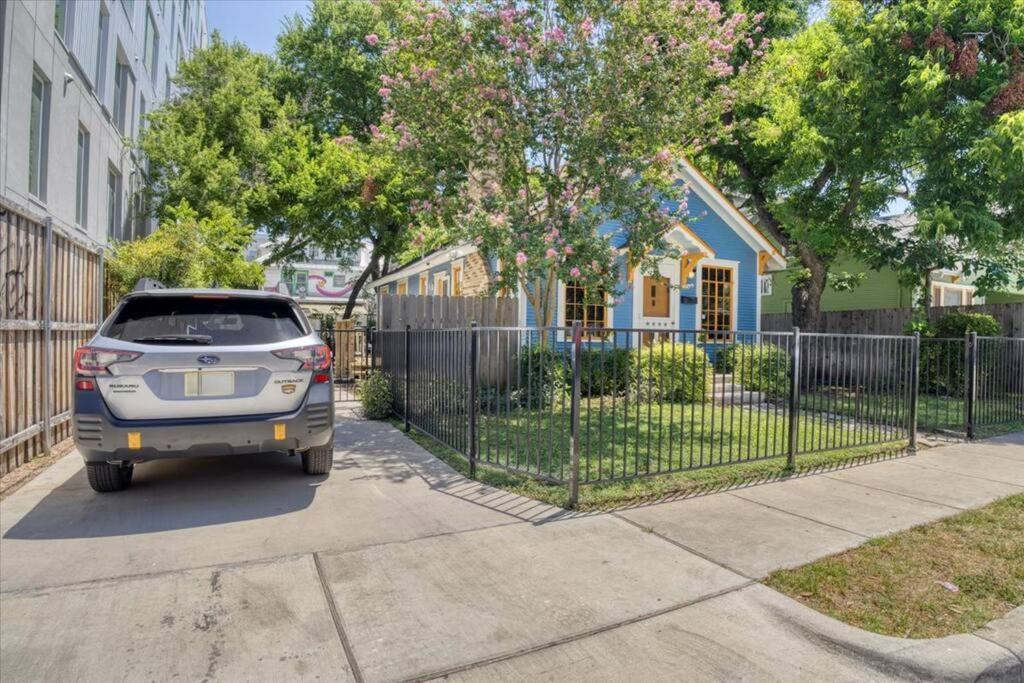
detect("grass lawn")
[391,397,908,510]
[766,494,1024,639]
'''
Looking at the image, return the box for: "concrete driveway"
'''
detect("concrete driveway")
[2,410,1022,681]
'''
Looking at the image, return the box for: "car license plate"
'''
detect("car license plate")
[184,371,234,397]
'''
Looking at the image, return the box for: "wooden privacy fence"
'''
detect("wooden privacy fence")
[377,294,518,330]
[1,197,104,475]
[762,303,1024,337]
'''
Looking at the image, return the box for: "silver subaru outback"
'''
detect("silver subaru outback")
[73,289,335,492]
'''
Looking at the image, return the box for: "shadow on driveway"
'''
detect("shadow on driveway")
[3,451,328,540]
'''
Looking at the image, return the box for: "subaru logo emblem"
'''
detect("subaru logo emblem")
[197,355,221,365]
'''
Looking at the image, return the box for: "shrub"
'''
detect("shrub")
[579,348,632,397]
[633,342,711,404]
[732,343,791,398]
[515,344,569,407]
[932,311,1001,338]
[357,370,394,419]
[713,345,738,373]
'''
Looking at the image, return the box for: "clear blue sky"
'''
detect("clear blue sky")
[206,0,309,54]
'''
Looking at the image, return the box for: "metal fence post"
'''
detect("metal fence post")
[569,322,582,508]
[367,325,377,370]
[468,323,478,479]
[41,218,53,455]
[787,326,801,469]
[909,332,920,452]
[964,330,977,439]
[404,324,411,432]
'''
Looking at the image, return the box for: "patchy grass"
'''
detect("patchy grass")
[390,408,908,511]
[766,494,1024,639]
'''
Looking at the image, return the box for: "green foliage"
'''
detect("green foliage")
[580,348,633,397]
[514,344,569,408]
[105,202,264,301]
[381,0,768,326]
[634,343,711,404]
[357,371,394,419]
[732,344,790,398]
[933,312,1001,339]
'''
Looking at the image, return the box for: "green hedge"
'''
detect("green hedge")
[731,344,790,398]
[634,342,712,404]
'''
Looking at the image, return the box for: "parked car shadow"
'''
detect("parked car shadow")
[2,451,324,540]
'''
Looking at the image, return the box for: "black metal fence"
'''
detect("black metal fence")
[339,325,1022,505]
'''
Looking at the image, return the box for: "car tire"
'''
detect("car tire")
[301,446,333,475]
[86,462,133,492]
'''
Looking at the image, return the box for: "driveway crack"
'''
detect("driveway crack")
[312,552,365,683]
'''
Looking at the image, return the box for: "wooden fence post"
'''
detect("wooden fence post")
[41,218,53,455]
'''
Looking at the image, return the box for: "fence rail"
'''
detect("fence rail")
[352,323,1024,506]
[1,198,104,474]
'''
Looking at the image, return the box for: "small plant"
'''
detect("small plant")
[356,371,394,419]
[933,311,1001,338]
[516,343,569,407]
[633,342,711,404]
[579,348,633,397]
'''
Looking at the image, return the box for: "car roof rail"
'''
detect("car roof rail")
[133,277,168,292]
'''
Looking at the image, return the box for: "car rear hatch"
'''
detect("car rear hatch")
[93,294,327,420]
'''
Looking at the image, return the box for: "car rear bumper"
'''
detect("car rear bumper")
[73,383,335,463]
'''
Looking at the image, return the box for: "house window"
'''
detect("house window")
[700,265,733,339]
[113,55,133,135]
[418,273,428,295]
[95,6,110,97]
[333,273,346,288]
[396,282,408,295]
[452,265,463,296]
[107,165,122,240]
[288,270,309,297]
[54,0,73,43]
[564,280,607,329]
[144,9,159,81]
[932,283,974,307]
[29,71,50,201]
[434,274,450,296]
[642,276,670,318]
[75,126,90,227]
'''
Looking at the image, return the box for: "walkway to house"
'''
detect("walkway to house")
[1,410,1021,681]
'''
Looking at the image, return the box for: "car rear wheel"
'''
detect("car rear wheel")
[86,462,134,492]
[301,446,333,475]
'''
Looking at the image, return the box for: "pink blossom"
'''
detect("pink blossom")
[570,266,581,278]
[474,235,484,245]
[564,245,574,255]
[655,149,671,163]
[544,27,565,44]
[515,252,528,265]
[369,124,384,140]
[378,87,392,98]
[365,34,379,46]
[463,32,473,44]
[581,17,594,38]
[546,248,558,259]
[333,135,355,145]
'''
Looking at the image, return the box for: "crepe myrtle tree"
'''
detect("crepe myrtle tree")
[378,0,766,328]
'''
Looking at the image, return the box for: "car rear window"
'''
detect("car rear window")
[105,295,308,346]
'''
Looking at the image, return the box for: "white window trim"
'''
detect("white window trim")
[433,272,450,296]
[695,258,740,333]
[931,281,977,307]
[556,279,613,341]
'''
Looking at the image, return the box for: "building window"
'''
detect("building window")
[452,265,463,296]
[144,9,159,81]
[642,276,670,318]
[113,56,132,135]
[95,6,110,98]
[418,273,428,295]
[75,126,90,227]
[564,280,607,329]
[396,282,408,295]
[700,265,734,339]
[433,273,450,296]
[107,165,123,240]
[28,71,50,201]
[138,94,148,138]
[932,283,975,307]
[54,0,73,43]
[332,273,346,288]
[287,270,309,297]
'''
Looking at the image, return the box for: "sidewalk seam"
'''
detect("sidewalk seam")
[724,491,870,540]
[402,580,757,682]
[610,511,755,581]
[819,474,968,510]
[971,632,1024,679]
[896,459,1024,488]
[313,552,365,683]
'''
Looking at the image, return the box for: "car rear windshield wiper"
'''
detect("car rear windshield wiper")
[131,334,213,345]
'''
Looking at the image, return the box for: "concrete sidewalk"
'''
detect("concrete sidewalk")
[1,416,1021,681]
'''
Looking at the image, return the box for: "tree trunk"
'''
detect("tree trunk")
[920,270,934,309]
[342,258,378,320]
[791,246,828,331]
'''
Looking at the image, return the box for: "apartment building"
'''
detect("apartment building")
[0,0,207,246]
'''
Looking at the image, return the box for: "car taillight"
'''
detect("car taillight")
[272,344,332,371]
[74,346,143,376]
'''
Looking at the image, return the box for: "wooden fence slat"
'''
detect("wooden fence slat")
[376,294,518,329]
[763,303,1024,337]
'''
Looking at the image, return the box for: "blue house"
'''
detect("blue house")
[371,160,785,336]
